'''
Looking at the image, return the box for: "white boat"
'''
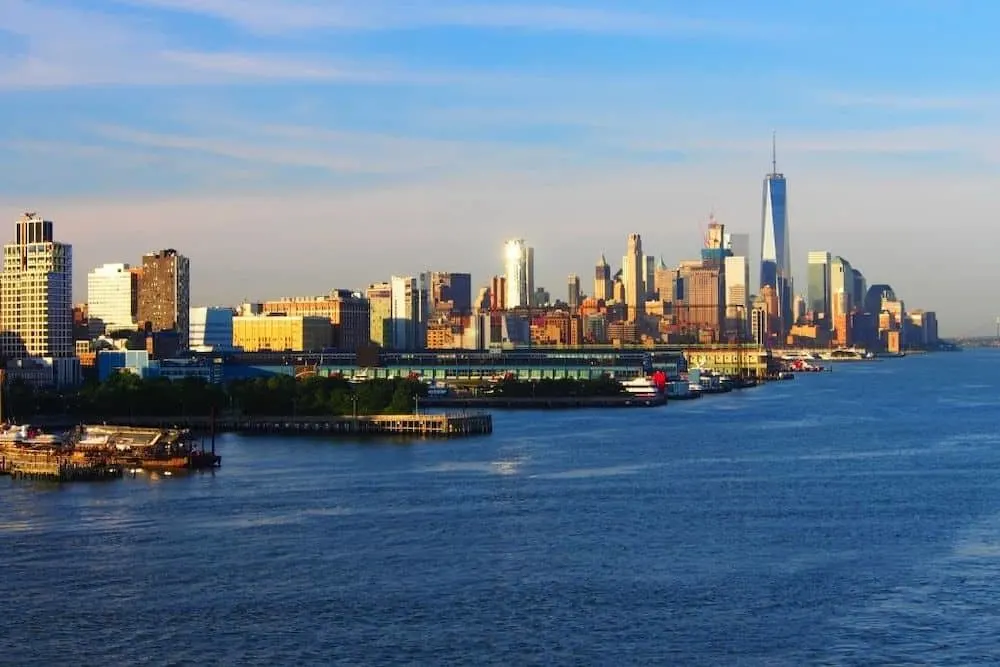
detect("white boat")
[621,377,662,398]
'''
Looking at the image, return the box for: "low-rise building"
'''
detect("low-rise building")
[232,315,332,352]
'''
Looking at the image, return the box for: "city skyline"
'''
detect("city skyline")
[4,1,996,334]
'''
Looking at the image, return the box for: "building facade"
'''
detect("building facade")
[232,315,331,352]
[426,272,472,315]
[189,307,235,351]
[567,274,581,310]
[806,251,831,324]
[261,291,370,351]
[390,275,427,350]
[594,255,611,302]
[1,212,74,360]
[623,233,644,322]
[87,262,138,334]
[503,238,529,309]
[723,255,750,337]
[760,144,793,334]
[366,282,392,347]
[137,249,190,349]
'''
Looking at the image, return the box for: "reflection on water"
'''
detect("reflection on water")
[2,351,1000,664]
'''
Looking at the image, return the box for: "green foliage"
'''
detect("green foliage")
[2,373,429,420]
[492,376,625,398]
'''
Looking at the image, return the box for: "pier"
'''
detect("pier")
[420,395,666,409]
[35,413,493,438]
[0,450,122,482]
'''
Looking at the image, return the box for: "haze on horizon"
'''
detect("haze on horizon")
[1,0,997,336]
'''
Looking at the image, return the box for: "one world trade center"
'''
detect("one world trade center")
[760,135,792,334]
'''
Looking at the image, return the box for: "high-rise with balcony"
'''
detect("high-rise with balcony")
[807,251,831,323]
[0,212,73,360]
[87,262,138,334]
[760,137,792,334]
[137,249,190,349]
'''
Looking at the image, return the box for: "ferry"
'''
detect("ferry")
[817,348,874,361]
[621,377,662,399]
[0,424,66,447]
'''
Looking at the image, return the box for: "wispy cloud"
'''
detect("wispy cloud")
[115,0,781,37]
[88,120,585,176]
[817,91,1000,111]
[0,1,463,89]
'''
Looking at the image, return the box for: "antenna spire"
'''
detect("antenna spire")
[771,130,777,174]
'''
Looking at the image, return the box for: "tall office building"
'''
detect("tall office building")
[622,233,644,322]
[643,255,656,299]
[503,239,529,309]
[806,251,831,323]
[390,275,427,350]
[366,282,393,347]
[427,272,472,315]
[723,255,750,335]
[137,248,190,348]
[0,212,73,360]
[525,247,535,306]
[567,274,581,310]
[87,262,138,334]
[726,232,750,260]
[760,136,793,333]
[828,256,853,329]
[594,255,612,301]
[851,268,867,312]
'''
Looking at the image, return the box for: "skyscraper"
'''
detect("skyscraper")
[726,232,750,260]
[567,274,581,310]
[87,262,138,334]
[643,255,656,299]
[503,238,529,308]
[0,212,73,360]
[594,255,611,301]
[806,251,831,323]
[828,256,853,330]
[623,233,644,322]
[525,246,535,306]
[760,136,792,333]
[390,275,426,350]
[723,255,749,335]
[137,248,190,348]
[366,282,393,347]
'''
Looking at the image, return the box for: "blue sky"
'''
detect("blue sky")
[2,0,999,334]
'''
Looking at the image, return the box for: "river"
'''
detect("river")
[2,351,999,665]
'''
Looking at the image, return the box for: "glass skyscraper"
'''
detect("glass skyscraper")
[806,251,831,323]
[760,142,792,332]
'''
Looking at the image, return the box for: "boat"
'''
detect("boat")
[621,376,663,399]
[818,348,874,362]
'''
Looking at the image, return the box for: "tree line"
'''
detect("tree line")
[2,373,626,421]
[4,373,428,421]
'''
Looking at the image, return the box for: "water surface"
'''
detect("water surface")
[3,352,1000,665]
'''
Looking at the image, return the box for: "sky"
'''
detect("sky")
[2,0,999,335]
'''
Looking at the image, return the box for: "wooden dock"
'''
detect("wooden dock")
[34,413,493,438]
[0,449,122,482]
